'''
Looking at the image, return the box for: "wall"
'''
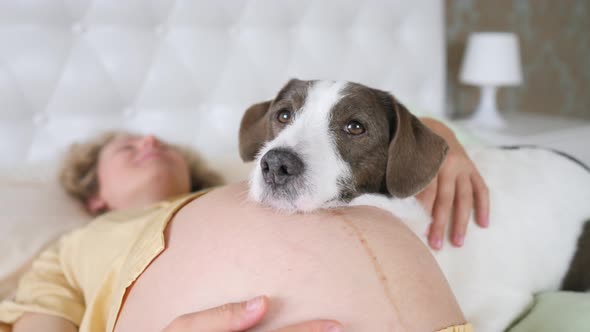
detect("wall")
[446,0,590,119]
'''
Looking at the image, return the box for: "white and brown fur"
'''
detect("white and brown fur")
[239,79,590,332]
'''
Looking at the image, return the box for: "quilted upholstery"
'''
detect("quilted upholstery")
[0,0,445,178]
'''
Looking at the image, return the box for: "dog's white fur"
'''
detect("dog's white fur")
[249,81,590,332]
[250,81,352,212]
[351,148,590,331]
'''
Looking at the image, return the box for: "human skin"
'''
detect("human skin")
[86,134,192,213]
[10,314,75,332]
[161,296,343,332]
[114,182,466,332]
[94,120,490,251]
[9,122,483,331]
[418,118,489,250]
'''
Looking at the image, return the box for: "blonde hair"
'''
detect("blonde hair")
[59,131,224,213]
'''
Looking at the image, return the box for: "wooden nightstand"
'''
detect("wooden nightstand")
[453,112,590,166]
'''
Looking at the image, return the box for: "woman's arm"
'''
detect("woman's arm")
[12,313,76,332]
[419,117,490,250]
[0,240,85,330]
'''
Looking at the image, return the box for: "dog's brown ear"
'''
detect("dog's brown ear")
[239,100,272,161]
[386,101,449,198]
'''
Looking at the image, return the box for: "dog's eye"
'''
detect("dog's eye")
[277,109,292,124]
[346,121,365,135]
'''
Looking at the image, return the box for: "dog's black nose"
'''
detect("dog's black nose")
[261,149,304,186]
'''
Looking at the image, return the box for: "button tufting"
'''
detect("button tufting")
[123,107,136,118]
[32,112,49,126]
[1,0,445,166]
[72,22,87,34]
[155,24,167,37]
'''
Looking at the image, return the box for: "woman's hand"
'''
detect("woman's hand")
[163,295,343,332]
[418,118,490,250]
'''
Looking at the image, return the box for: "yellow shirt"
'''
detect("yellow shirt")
[0,191,207,332]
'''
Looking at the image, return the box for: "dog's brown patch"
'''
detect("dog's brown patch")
[332,82,448,199]
[239,79,312,161]
[330,84,392,199]
[239,79,449,201]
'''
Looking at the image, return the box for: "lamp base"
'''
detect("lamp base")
[469,86,506,129]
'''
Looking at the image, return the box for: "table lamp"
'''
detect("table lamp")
[459,32,523,128]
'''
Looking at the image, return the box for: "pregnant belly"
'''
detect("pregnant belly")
[113,184,462,332]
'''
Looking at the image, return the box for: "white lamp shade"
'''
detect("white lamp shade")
[460,32,523,86]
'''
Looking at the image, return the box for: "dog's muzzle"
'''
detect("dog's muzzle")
[260,148,304,186]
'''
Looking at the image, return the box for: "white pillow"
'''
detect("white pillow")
[0,164,91,299]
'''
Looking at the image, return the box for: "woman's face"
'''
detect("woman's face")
[89,134,191,212]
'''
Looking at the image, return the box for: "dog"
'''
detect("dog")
[238,79,590,332]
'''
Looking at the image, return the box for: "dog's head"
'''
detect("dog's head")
[239,79,448,212]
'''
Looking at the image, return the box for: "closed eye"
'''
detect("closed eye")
[116,144,134,152]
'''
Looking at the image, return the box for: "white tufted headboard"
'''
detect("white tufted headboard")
[0,0,445,181]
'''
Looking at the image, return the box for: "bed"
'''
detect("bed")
[0,1,586,331]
